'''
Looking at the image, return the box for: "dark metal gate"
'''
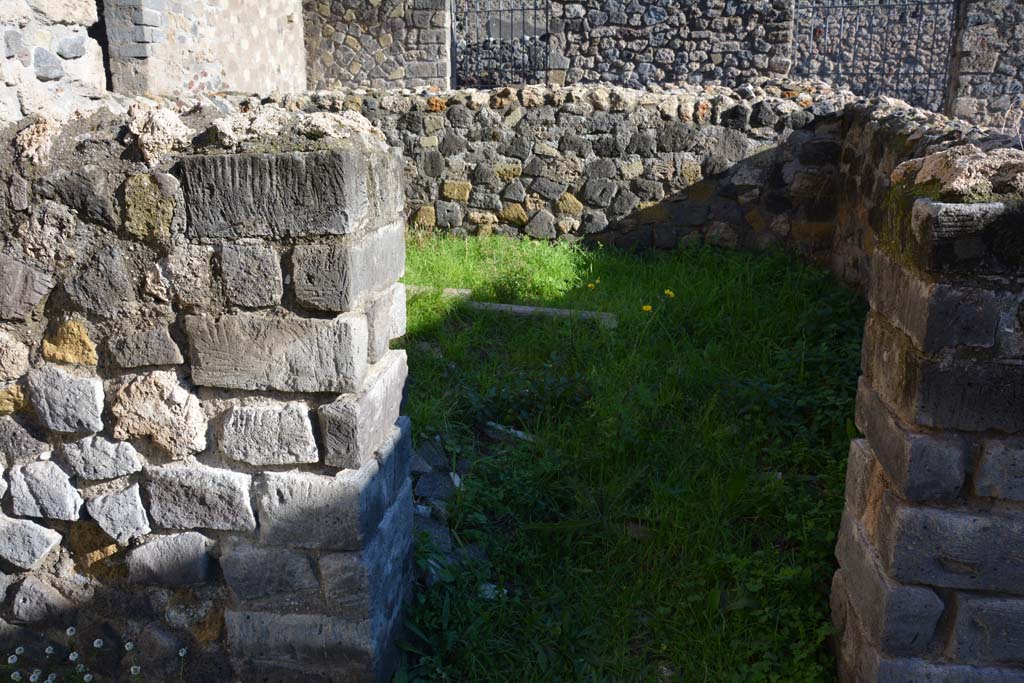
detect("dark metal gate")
[791,0,959,112]
[453,0,550,88]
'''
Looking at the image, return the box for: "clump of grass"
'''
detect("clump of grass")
[398,236,865,682]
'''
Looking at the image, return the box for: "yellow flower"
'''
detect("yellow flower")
[642,305,653,312]
[664,289,675,298]
[587,282,596,290]
[596,278,601,284]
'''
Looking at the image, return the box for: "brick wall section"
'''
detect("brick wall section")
[0,108,410,681]
[304,0,451,90]
[104,0,307,97]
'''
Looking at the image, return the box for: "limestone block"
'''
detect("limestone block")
[835,512,943,655]
[0,254,54,321]
[854,379,967,501]
[10,576,74,624]
[219,544,322,612]
[220,244,283,308]
[9,460,83,521]
[975,439,1024,502]
[108,327,184,368]
[127,532,215,587]
[292,221,405,313]
[0,416,48,466]
[0,330,30,380]
[86,484,150,545]
[319,351,407,469]
[186,313,367,393]
[950,594,1024,665]
[366,283,407,364]
[112,371,207,458]
[256,418,411,550]
[0,514,62,570]
[26,366,104,434]
[178,150,402,239]
[145,465,256,532]
[28,0,98,25]
[218,403,318,467]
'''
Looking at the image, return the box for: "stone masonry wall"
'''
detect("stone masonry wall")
[0,104,411,682]
[0,0,107,125]
[304,0,451,91]
[948,0,1024,132]
[104,0,307,97]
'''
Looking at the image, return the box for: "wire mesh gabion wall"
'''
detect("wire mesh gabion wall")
[454,0,550,88]
[791,0,957,112]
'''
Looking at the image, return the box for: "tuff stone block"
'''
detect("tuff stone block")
[292,221,405,313]
[0,330,29,381]
[974,439,1024,502]
[145,465,256,532]
[86,484,151,545]
[906,199,1020,273]
[950,594,1024,665]
[64,245,137,319]
[0,416,48,466]
[854,378,967,501]
[178,150,401,239]
[862,314,1024,433]
[366,283,407,364]
[217,402,319,467]
[255,418,411,550]
[127,532,215,587]
[320,351,408,470]
[834,512,943,655]
[186,313,368,393]
[220,543,323,613]
[0,254,54,321]
[220,243,283,308]
[26,366,104,434]
[112,371,207,458]
[62,435,144,480]
[868,251,1001,352]
[108,327,184,368]
[875,494,1024,595]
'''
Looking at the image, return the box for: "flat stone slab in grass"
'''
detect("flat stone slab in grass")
[186,313,367,393]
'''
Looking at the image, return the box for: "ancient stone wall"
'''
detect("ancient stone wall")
[829,122,1024,680]
[103,0,307,97]
[948,0,1024,132]
[0,105,411,682]
[304,0,451,91]
[0,0,107,125]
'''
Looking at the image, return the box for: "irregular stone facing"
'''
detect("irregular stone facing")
[255,418,411,550]
[0,254,54,321]
[185,313,368,393]
[9,461,83,521]
[218,402,318,467]
[26,366,104,433]
[320,351,407,470]
[127,532,215,587]
[0,416,48,466]
[0,514,62,570]
[123,172,177,243]
[292,221,405,313]
[178,150,400,239]
[145,465,256,532]
[111,371,207,459]
[10,576,74,623]
[108,327,184,368]
[86,484,151,545]
[220,243,283,308]
[41,320,98,365]
[63,245,137,319]
[0,330,30,380]
[219,543,322,612]
[366,283,407,364]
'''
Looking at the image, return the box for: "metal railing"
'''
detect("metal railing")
[453,0,550,88]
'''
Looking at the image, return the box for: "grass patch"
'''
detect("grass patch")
[397,235,864,683]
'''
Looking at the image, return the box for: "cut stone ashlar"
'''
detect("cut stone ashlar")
[974,438,1024,502]
[320,350,408,470]
[0,254,54,321]
[145,465,256,532]
[219,543,323,614]
[185,313,368,393]
[218,402,319,467]
[366,283,407,364]
[127,532,215,587]
[255,417,411,550]
[292,220,406,313]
